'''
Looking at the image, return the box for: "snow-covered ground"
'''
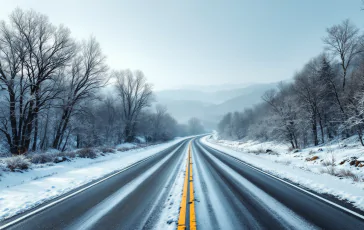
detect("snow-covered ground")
[203,135,364,211]
[0,137,189,221]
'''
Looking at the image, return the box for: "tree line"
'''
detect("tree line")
[0,9,204,155]
[218,19,364,149]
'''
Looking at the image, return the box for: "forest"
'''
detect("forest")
[0,9,204,155]
[218,19,364,149]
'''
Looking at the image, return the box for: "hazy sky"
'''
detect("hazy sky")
[0,0,363,90]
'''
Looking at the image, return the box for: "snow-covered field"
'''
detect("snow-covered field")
[203,135,364,211]
[0,138,189,221]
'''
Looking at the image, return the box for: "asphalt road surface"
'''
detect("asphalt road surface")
[1,136,364,230]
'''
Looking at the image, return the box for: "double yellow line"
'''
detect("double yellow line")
[178,142,197,230]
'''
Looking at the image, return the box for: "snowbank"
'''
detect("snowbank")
[203,136,364,211]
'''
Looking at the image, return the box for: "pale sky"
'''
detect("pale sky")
[0,0,363,90]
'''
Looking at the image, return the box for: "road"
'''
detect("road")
[1,136,364,230]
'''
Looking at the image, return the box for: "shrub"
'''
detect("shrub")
[323,154,336,166]
[117,147,130,152]
[250,148,265,155]
[30,153,55,164]
[63,151,76,158]
[5,156,31,171]
[336,169,360,182]
[268,151,279,156]
[99,147,116,154]
[320,167,336,175]
[77,148,97,159]
[322,160,333,167]
[30,151,77,164]
[138,143,148,148]
[55,151,76,159]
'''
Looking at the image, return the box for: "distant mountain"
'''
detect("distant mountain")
[155,84,273,104]
[154,82,278,130]
[208,83,276,114]
[155,90,212,103]
[153,99,213,123]
[174,83,254,92]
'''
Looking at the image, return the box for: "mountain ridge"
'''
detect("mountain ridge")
[154,82,279,129]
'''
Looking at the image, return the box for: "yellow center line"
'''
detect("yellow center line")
[177,142,197,230]
[177,147,190,230]
[189,144,197,230]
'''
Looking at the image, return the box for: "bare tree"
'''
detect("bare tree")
[151,105,167,140]
[114,70,153,142]
[292,57,327,145]
[216,20,364,147]
[188,117,205,135]
[323,19,363,90]
[344,59,364,146]
[0,9,76,154]
[262,85,300,149]
[0,8,186,154]
[52,37,108,149]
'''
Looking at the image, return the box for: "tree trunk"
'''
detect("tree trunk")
[342,67,346,91]
[40,109,50,150]
[324,114,333,140]
[21,98,35,154]
[318,112,325,144]
[290,141,294,149]
[357,127,364,146]
[312,117,318,146]
[9,89,19,154]
[124,122,134,142]
[32,110,38,152]
[62,129,71,152]
[53,108,71,149]
[32,91,41,152]
[76,134,81,148]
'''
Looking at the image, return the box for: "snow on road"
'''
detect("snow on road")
[202,136,364,211]
[192,143,236,230]
[152,142,189,230]
[69,146,181,230]
[0,138,189,221]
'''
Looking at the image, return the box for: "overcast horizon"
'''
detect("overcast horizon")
[1,0,364,90]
